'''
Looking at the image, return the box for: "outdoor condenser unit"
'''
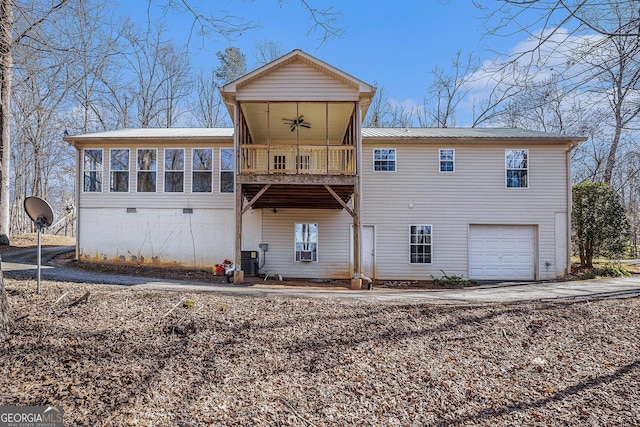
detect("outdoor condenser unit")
[241,251,259,276]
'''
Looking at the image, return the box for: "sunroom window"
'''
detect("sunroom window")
[164,148,184,193]
[137,149,157,192]
[110,149,129,192]
[83,149,103,192]
[192,148,212,193]
[220,148,234,193]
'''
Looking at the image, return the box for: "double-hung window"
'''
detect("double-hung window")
[110,149,129,192]
[164,148,184,193]
[505,149,528,188]
[220,148,234,193]
[295,223,318,262]
[83,149,103,192]
[137,149,157,192]
[439,149,455,172]
[192,148,212,193]
[373,148,396,171]
[410,225,432,264]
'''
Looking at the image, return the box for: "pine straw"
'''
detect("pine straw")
[1,279,639,426]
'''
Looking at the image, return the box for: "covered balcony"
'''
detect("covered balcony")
[236,101,359,209]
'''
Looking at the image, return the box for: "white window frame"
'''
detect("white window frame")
[295,223,318,262]
[220,148,234,193]
[192,148,213,193]
[505,149,529,188]
[137,148,157,193]
[410,225,432,264]
[83,148,103,193]
[164,148,185,193]
[439,148,455,173]
[109,148,129,193]
[373,148,396,172]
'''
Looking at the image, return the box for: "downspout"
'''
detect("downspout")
[74,143,80,260]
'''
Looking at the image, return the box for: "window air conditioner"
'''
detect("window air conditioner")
[299,250,314,261]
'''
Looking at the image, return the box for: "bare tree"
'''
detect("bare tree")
[479,1,640,184]
[419,51,478,128]
[363,82,391,128]
[157,43,193,127]
[189,68,228,127]
[254,40,285,66]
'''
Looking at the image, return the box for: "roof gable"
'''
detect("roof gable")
[221,49,375,103]
[223,50,374,94]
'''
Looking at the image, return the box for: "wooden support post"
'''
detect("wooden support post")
[234,101,244,284]
[353,101,363,286]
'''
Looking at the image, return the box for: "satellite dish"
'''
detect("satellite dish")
[23,196,54,295]
[24,196,54,228]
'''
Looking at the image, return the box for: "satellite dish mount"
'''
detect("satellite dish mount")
[24,196,54,295]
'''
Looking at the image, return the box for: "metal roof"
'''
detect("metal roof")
[362,127,584,140]
[64,128,234,141]
[65,127,585,142]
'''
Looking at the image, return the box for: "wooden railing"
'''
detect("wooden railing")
[240,145,355,175]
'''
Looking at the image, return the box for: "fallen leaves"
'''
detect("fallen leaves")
[1,278,639,426]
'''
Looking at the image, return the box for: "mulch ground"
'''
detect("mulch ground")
[1,277,639,426]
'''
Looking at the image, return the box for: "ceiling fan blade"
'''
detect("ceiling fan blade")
[300,123,311,128]
[290,124,296,132]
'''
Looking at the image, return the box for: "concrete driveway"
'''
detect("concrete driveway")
[3,247,640,304]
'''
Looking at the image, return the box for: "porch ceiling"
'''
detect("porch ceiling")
[242,184,354,209]
[241,102,355,144]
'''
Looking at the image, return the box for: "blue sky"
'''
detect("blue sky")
[115,1,539,124]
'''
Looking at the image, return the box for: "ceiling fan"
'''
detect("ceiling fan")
[283,115,311,132]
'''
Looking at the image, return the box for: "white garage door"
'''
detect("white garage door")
[469,225,535,280]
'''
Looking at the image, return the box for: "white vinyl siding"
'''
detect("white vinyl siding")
[83,149,103,192]
[261,209,352,279]
[361,142,570,281]
[236,62,359,101]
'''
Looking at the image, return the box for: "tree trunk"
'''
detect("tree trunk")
[0,255,11,342]
[0,0,12,246]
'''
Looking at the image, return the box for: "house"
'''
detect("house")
[64,50,586,286]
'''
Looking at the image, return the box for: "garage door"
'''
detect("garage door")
[469,225,535,280]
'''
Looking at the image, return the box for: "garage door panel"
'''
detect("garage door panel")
[469,225,535,280]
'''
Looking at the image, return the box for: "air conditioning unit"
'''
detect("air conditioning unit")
[299,250,314,261]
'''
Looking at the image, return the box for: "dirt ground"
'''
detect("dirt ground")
[1,278,639,426]
[1,234,639,425]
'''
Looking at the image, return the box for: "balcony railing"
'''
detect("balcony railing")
[240,144,355,175]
